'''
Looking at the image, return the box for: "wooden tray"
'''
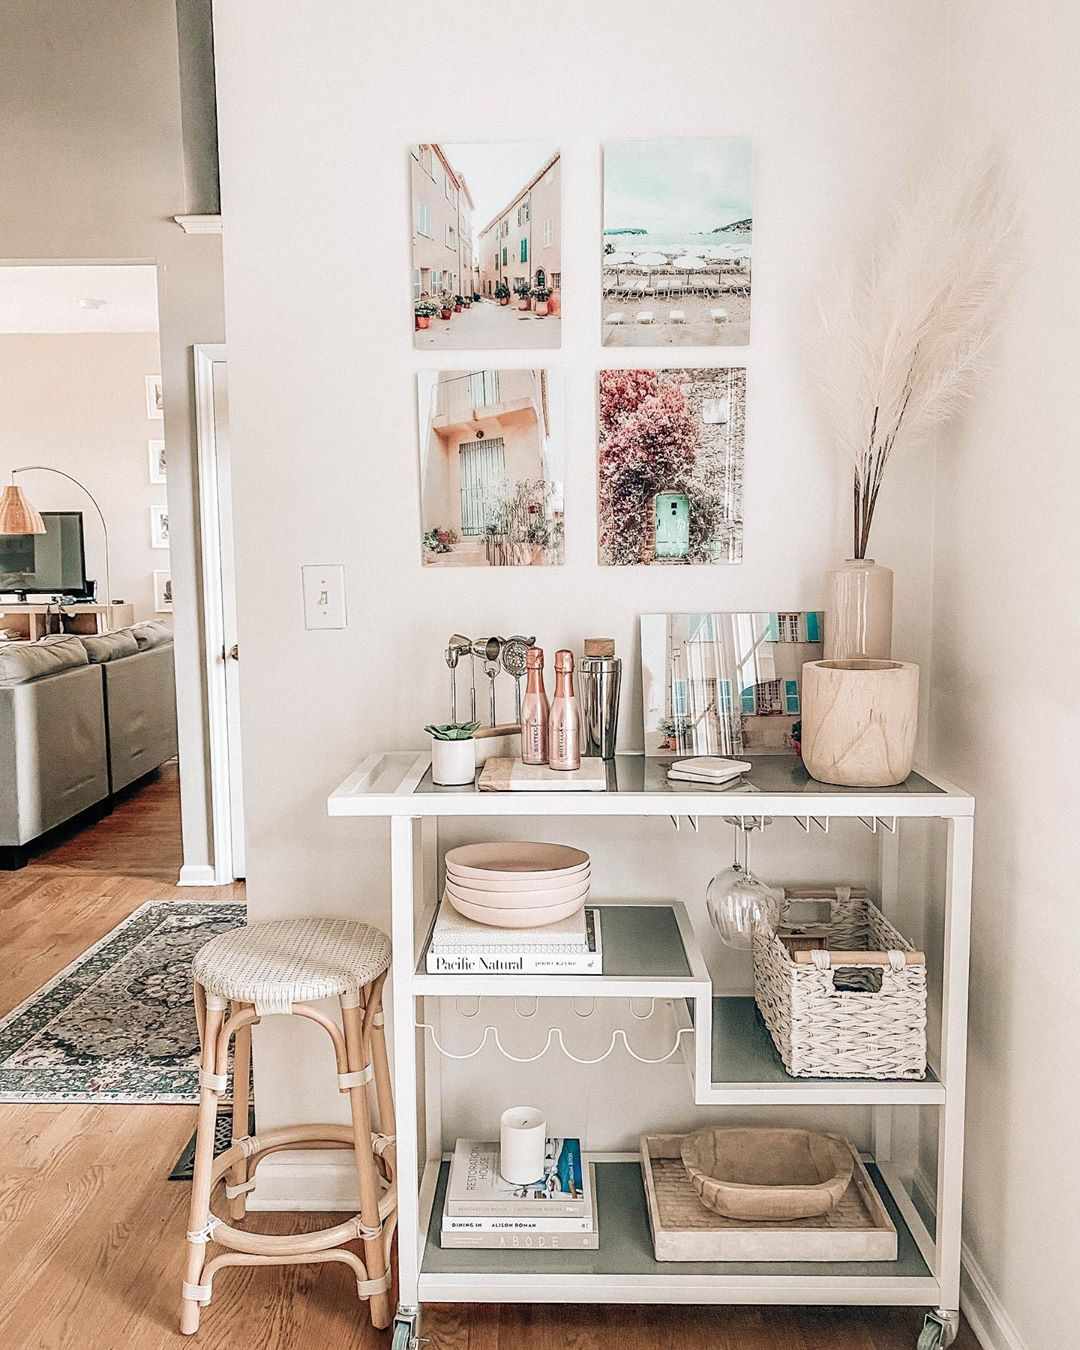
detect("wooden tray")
[640,1134,897,1262]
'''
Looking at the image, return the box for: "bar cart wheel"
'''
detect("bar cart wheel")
[917,1309,959,1349]
[392,1306,421,1350]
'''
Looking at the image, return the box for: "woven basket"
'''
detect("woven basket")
[752,888,927,1079]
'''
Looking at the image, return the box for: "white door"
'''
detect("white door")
[194,345,245,881]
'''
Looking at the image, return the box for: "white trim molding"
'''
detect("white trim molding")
[193,344,239,886]
[912,1170,1029,1350]
[177,863,219,887]
[174,214,222,235]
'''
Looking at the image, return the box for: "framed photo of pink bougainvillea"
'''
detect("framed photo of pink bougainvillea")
[596,367,745,565]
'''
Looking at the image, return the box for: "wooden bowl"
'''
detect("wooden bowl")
[680,1127,855,1220]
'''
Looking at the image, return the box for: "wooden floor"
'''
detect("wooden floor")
[0,768,979,1349]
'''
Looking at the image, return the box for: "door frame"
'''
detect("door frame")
[192,343,243,884]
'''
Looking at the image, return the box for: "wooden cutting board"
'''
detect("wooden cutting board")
[477,757,608,791]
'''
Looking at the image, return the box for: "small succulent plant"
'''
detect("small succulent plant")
[425,721,480,741]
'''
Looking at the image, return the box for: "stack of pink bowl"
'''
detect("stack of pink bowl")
[443,842,591,929]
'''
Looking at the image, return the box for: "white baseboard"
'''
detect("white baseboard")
[178,863,222,886]
[912,1170,1028,1350]
[246,1151,359,1212]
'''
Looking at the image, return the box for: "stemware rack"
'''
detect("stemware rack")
[328,751,973,1350]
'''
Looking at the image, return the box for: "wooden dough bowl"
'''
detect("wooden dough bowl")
[680,1127,856,1221]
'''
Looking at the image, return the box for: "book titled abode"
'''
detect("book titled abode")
[446,1137,590,1217]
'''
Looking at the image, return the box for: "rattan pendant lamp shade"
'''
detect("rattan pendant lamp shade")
[0,484,46,535]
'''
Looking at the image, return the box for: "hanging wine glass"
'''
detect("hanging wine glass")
[706,822,782,950]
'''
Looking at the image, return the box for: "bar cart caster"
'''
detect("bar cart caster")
[391,1305,422,1350]
[918,1308,959,1349]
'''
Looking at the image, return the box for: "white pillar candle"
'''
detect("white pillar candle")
[499,1105,547,1184]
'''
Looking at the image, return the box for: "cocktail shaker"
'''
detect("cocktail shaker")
[580,638,621,760]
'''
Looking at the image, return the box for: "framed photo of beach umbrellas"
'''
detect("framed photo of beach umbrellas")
[601,138,752,346]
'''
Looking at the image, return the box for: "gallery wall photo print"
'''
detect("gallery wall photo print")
[417,368,564,567]
[410,142,562,350]
[597,367,745,566]
[602,137,752,347]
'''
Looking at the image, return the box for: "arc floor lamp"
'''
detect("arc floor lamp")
[0,467,113,605]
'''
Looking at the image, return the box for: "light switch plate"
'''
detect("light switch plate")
[301,564,347,630]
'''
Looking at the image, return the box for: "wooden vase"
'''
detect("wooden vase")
[801,659,918,787]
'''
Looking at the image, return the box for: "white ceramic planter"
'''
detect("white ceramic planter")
[430,736,476,786]
[801,659,919,787]
[823,559,894,660]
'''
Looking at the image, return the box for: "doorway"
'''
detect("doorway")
[193,345,245,882]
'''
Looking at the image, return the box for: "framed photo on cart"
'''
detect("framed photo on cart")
[640,611,823,757]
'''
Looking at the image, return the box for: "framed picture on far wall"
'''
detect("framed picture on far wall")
[640,611,824,758]
[150,504,169,549]
[410,142,561,350]
[153,570,173,613]
[416,368,564,566]
[148,439,166,484]
[602,137,752,347]
[145,374,164,420]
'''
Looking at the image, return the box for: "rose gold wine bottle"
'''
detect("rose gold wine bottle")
[548,649,581,771]
[521,646,550,765]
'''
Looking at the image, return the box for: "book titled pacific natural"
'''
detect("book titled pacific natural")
[445,1137,590,1217]
[425,904,602,975]
[441,1165,599,1249]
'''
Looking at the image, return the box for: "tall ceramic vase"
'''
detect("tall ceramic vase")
[824,559,894,660]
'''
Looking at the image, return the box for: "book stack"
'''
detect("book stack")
[441,1137,598,1250]
[425,900,602,974]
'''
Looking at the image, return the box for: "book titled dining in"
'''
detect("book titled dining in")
[441,1165,599,1249]
[445,1137,589,1217]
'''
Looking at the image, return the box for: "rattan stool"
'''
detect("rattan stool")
[179,917,396,1335]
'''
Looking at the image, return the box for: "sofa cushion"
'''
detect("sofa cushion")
[0,637,89,686]
[78,629,140,664]
[130,621,173,651]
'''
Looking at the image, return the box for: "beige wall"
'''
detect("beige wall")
[0,332,171,623]
[0,0,225,877]
[922,4,1080,1347]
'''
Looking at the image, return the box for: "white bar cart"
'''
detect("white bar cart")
[328,753,973,1350]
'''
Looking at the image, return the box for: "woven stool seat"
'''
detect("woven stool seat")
[192,918,391,1014]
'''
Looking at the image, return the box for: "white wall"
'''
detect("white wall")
[213,0,947,1188]
[0,332,171,624]
[926,5,1080,1348]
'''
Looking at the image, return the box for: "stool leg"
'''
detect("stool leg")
[366,974,396,1145]
[228,1002,252,1220]
[341,993,391,1330]
[180,991,226,1336]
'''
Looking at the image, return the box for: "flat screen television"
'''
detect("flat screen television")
[0,511,89,596]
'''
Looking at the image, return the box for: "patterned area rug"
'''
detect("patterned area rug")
[0,900,245,1103]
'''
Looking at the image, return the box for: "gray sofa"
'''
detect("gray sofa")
[0,622,177,867]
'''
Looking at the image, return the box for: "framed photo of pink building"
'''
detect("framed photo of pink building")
[416,369,564,566]
[410,143,561,349]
